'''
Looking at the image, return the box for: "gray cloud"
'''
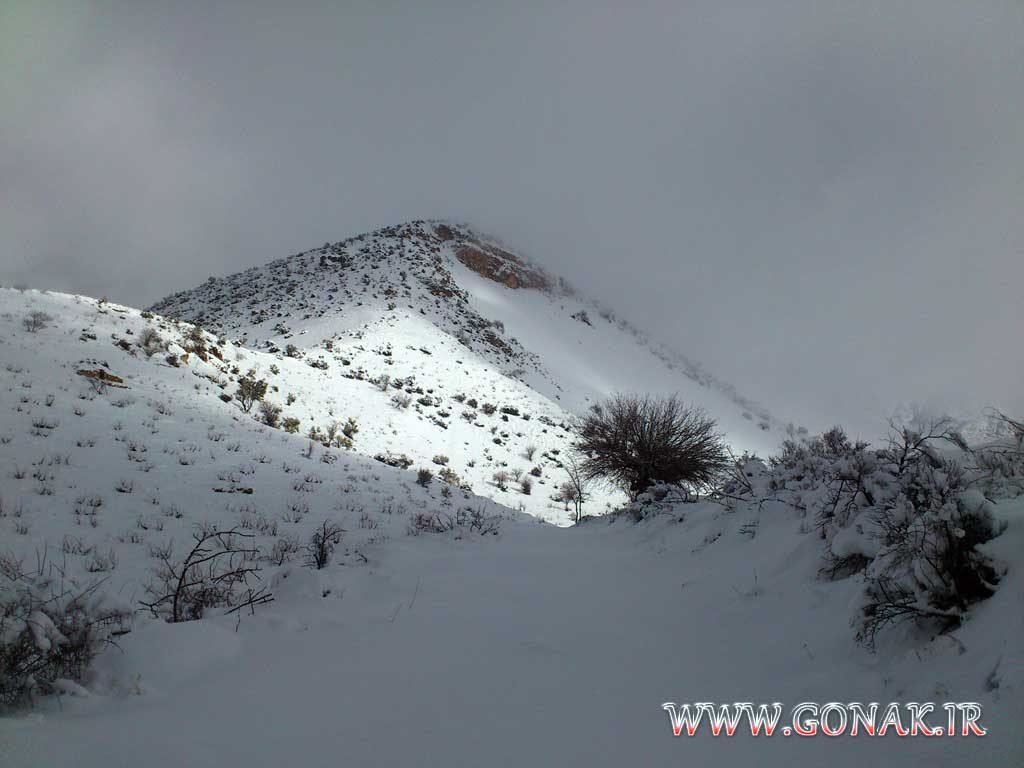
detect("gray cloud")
[2,0,1022,439]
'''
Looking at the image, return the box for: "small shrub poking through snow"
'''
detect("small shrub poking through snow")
[266,534,300,566]
[140,528,272,623]
[409,507,500,537]
[305,521,344,570]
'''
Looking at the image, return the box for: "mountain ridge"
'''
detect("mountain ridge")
[150,219,784,450]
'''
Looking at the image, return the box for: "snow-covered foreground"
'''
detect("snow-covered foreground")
[4,503,1021,766]
[1,275,1020,766]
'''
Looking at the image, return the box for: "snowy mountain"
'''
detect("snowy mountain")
[150,220,783,493]
[0,248,1019,766]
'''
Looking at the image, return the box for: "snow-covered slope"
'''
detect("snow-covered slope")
[0,287,523,598]
[0,287,1020,766]
[150,220,783,467]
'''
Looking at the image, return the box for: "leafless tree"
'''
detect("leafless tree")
[988,408,1024,447]
[562,453,589,523]
[140,527,271,622]
[575,394,728,500]
[22,311,53,333]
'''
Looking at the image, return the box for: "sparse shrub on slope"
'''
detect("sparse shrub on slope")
[374,452,413,470]
[140,528,272,623]
[313,418,358,449]
[235,370,268,413]
[259,400,282,428]
[21,311,53,333]
[409,507,500,537]
[305,521,344,570]
[137,327,165,357]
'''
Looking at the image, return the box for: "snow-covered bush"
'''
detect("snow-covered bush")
[858,488,1001,647]
[722,421,1008,648]
[0,550,130,709]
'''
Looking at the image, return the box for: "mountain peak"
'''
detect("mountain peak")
[150,220,783,455]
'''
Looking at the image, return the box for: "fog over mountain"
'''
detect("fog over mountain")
[2,1,1022,438]
[2,5,1024,765]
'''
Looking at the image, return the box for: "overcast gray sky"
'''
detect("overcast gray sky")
[2,1,1022,438]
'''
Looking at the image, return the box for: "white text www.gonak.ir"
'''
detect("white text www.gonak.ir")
[661,702,987,737]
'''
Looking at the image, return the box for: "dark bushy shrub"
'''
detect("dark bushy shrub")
[235,370,268,413]
[258,400,282,428]
[575,394,728,500]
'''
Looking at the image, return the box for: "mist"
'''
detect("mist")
[2,0,1022,440]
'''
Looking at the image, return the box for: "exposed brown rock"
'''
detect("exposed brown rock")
[454,242,550,292]
[482,330,511,354]
[77,368,127,387]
